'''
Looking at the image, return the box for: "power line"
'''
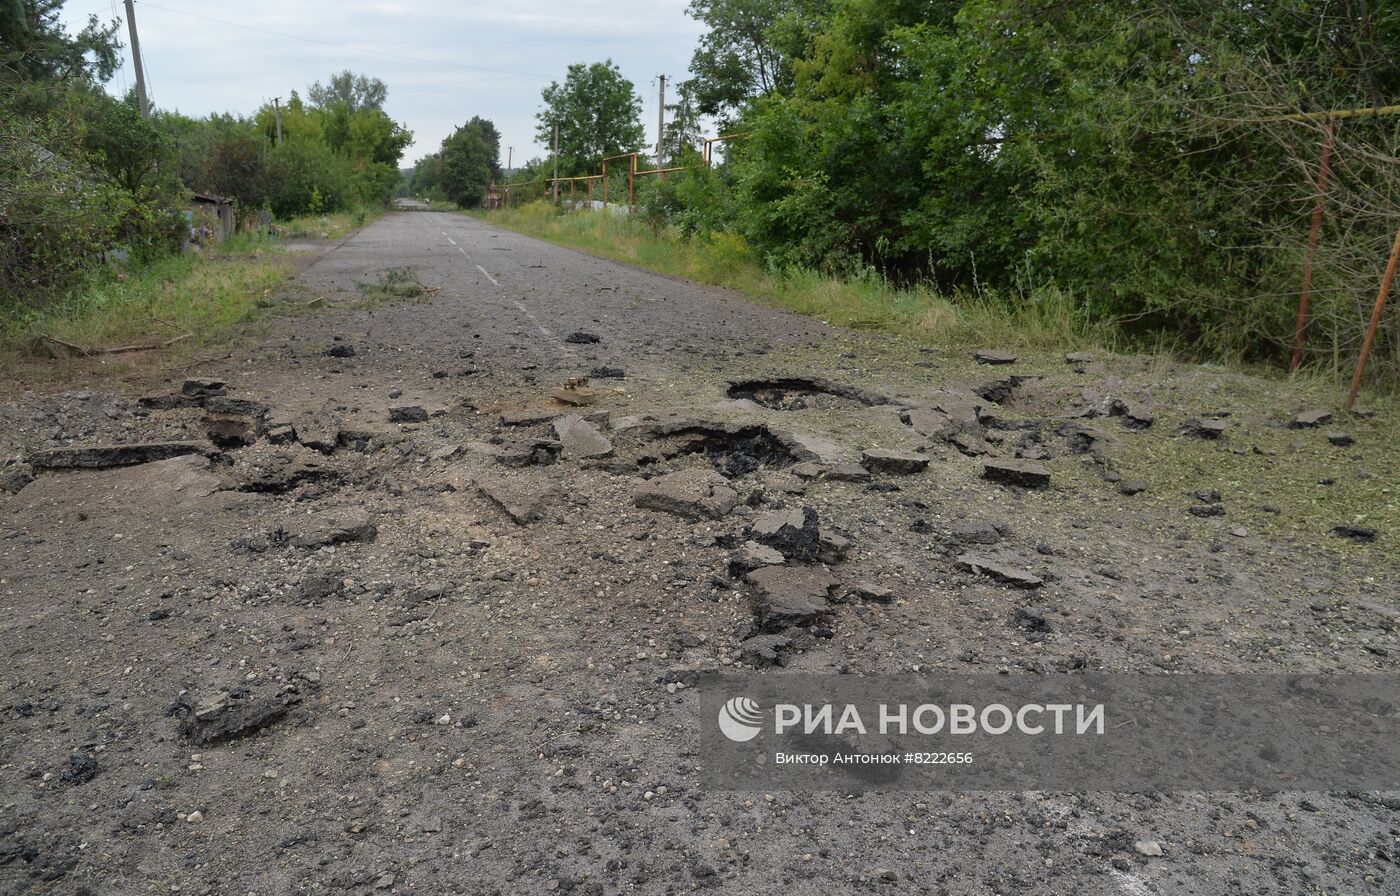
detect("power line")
[136,2,544,80]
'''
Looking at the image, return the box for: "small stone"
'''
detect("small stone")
[861,448,929,475]
[1134,840,1164,857]
[1290,409,1333,428]
[1118,479,1147,496]
[388,405,429,423]
[982,459,1052,489]
[186,811,204,823]
[1326,432,1354,447]
[590,366,625,378]
[565,331,601,344]
[1189,504,1225,518]
[1229,527,1248,538]
[324,343,355,358]
[1064,352,1094,364]
[973,349,1017,365]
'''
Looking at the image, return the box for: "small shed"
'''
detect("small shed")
[188,193,236,245]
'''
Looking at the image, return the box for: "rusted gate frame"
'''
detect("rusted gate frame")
[600,153,637,207]
[702,132,749,167]
[1290,121,1336,373]
[1346,225,1400,410]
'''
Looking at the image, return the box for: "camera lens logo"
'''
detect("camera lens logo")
[717,696,764,742]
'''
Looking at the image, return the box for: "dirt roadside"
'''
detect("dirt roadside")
[1,211,1396,895]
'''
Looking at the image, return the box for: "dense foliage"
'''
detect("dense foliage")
[536,60,646,176]
[407,117,502,207]
[2,1,411,315]
[654,0,1400,371]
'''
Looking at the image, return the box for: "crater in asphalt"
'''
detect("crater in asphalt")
[641,423,799,478]
[726,377,890,411]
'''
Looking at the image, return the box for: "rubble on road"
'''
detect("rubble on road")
[633,469,739,520]
[861,448,929,475]
[552,414,613,459]
[973,349,1018,365]
[982,459,1052,488]
[28,440,216,470]
[956,553,1044,588]
[288,508,377,549]
[172,689,302,745]
[746,564,839,631]
[478,477,560,524]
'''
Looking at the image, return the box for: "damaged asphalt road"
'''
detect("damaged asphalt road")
[1,211,1397,895]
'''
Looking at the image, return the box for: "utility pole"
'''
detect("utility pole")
[552,122,559,203]
[123,0,150,118]
[272,97,283,145]
[656,74,666,166]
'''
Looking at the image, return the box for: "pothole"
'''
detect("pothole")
[726,377,889,411]
[638,423,799,478]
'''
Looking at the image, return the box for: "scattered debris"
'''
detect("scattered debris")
[1119,479,1147,496]
[1326,432,1354,447]
[324,343,356,358]
[28,440,216,471]
[289,509,377,549]
[851,582,894,604]
[973,349,1017,365]
[982,459,1052,489]
[590,366,626,378]
[565,332,601,344]
[478,477,560,525]
[1064,352,1094,364]
[58,752,98,785]
[952,521,1002,545]
[1181,418,1228,439]
[553,377,596,406]
[956,553,1044,588]
[726,377,890,410]
[750,507,822,561]
[1330,525,1377,543]
[173,689,301,745]
[861,448,929,475]
[552,414,613,459]
[291,412,342,453]
[633,469,739,520]
[1290,410,1333,429]
[1109,400,1154,430]
[747,565,838,631]
[388,405,429,424]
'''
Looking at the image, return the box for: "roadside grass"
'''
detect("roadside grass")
[2,234,295,357]
[476,202,1114,354]
[279,206,379,240]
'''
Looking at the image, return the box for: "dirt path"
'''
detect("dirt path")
[1,211,1396,895]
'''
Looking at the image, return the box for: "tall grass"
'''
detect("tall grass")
[1,235,295,356]
[478,202,1114,352]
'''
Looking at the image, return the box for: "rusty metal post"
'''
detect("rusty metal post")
[628,153,635,208]
[570,179,575,206]
[1345,224,1400,410]
[1291,122,1336,372]
[587,180,592,205]
[602,160,609,206]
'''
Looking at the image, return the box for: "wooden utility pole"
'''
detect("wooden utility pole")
[123,0,150,118]
[656,74,666,166]
[272,97,284,145]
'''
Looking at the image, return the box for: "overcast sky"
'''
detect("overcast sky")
[62,0,706,167]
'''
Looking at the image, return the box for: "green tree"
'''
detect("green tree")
[536,60,645,176]
[662,82,704,164]
[308,71,388,113]
[437,117,501,207]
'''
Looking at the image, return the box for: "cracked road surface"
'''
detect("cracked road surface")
[1,211,1396,894]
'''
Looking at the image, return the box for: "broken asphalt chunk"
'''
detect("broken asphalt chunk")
[552,414,613,459]
[750,507,822,561]
[28,440,216,471]
[1330,525,1377,543]
[633,469,739,520]
[746,565,838,631]
[973,349,1017,365]
[861,448,929,475]
[1290,409,1333,428]
[982,459,1052,489]
[477,477,560,524]
[388,405,429,423]
[289,509,377,549]
[173,689,301,745]
[956,553,1043,588]
[1181,418,1228,439]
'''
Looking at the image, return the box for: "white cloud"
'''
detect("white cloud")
[64,0,707,164]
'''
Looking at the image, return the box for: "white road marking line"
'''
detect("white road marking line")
[513,300,559,341]
[457,247,467,255]
[446,237,456,245]
[475,265,499,286]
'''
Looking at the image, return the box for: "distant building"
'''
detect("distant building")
[187,193,236,245]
